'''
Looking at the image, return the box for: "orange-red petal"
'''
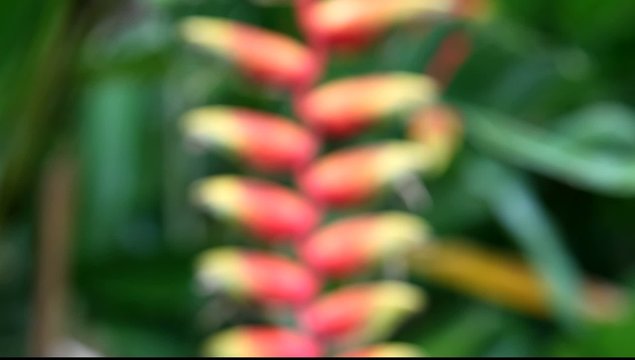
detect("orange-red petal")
[180,17,320,89]
[295,73,438,138]
[197,247,321,306]
[298,212,431,277]
[298,281,425,345]
[192,176,322,242]
[203,326,322,357]
[303,0,457,50]
[297,142,434,208]
[182,106,320,172]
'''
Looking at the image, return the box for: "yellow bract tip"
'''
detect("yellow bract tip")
[180,16,233,56]
[181,107,245,149]
[191,176,243,218]
[196,247,247,295]
[375,141,435,182]
[202,328,254,357]
[373,212,432,253]
[356,281,426,343]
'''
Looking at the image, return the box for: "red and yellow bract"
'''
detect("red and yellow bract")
[182,106,319,173]
[192,176,322,242]
[303,0,454,49]
[203,326,322,357]
[180,16,320,90]
[298,281,425,345]
[297,141,434,208]
[298,212,431,277]
[295,73,438,138]
[197,247,321,306]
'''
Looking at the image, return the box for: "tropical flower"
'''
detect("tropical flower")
[192,176,321,242]
[197,247,321,306]
[181,106,319,173]
[297,141,434,207]
[298,212,431,277]
[295,73,438,138]
[203,326,322,357]
[298,281,425,345]
[180,16,320,90]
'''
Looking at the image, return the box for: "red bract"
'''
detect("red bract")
[203,326,322,357]
[337,343,424,357]
[182,106,320,173]
[180,17,320,90]
[197,247,321,306]
[297,141,434,208]
[298,212,431,277]
[302,0,457,50]
[192,176,322,242]
[295,73,438,138]
[298,281,425,345]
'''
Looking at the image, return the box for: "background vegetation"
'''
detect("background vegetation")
[2,0,635,356]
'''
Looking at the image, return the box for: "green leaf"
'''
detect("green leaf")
[460,104,635,196]
[461,155,584,330]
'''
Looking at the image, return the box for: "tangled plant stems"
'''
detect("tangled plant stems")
[179,0,488,357]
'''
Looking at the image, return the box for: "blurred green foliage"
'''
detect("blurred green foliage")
[1,0,635,356]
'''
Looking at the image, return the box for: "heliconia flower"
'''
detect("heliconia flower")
[197,247,321,306]
[407,105,464,175]
[203,326,322,357]
[179,16,320,90]
[181,106,319,173]
[295,73,438,138]
[192,176,321,242]
[298,212,431,277]
[337,343,425,357]
[298,281,425,345]
[301,0,458,50]
[297,141,435,208]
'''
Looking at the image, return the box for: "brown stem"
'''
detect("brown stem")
[424,29,472,91]
[29,145,77,356]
